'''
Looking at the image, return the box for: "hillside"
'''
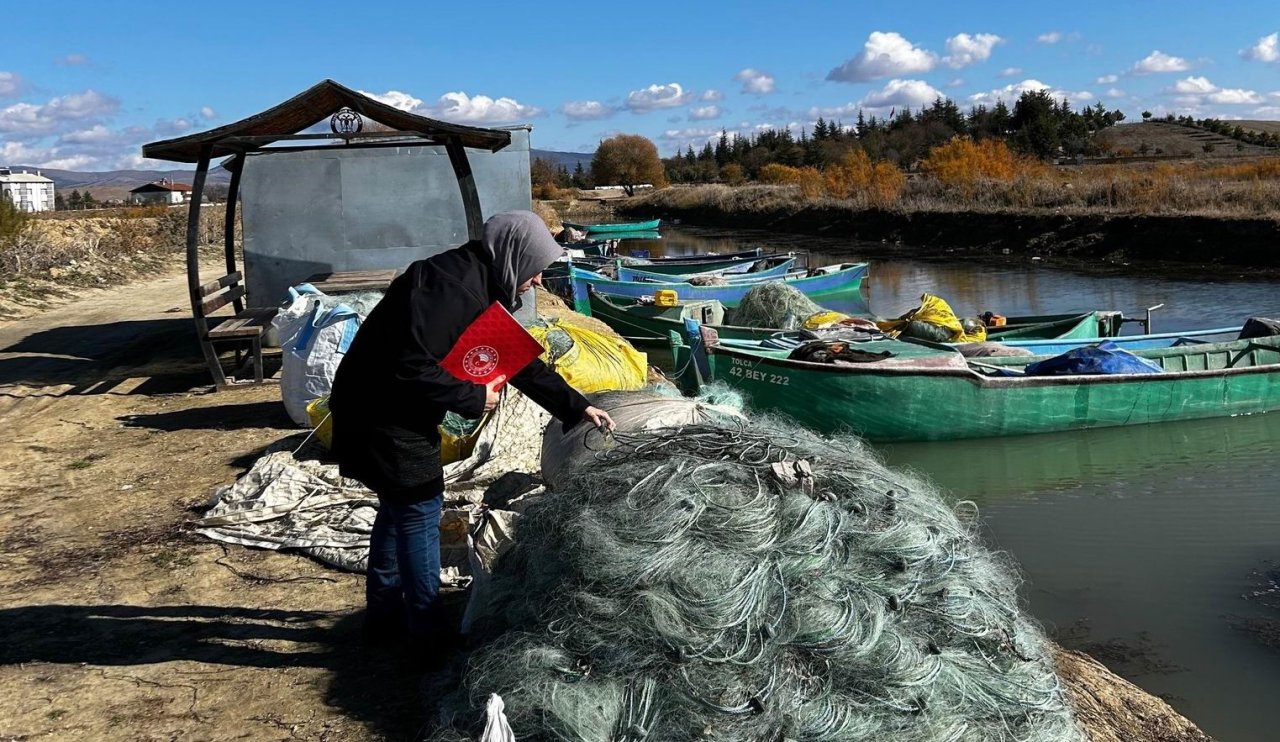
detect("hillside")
[1095,121,1278,158]
[530,148,592,171]
[10,147,592,203]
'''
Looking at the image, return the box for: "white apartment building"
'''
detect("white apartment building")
[0,168,56,212]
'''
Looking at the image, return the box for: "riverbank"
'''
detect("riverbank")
[614,185,1280,274]
[0,262,1218,740]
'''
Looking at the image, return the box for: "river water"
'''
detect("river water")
[614,225,1280,740]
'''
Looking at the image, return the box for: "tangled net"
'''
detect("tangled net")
[434,410,1082,741]
[730,282,826,329]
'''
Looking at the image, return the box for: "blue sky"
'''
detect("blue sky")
[2,0,1278,170]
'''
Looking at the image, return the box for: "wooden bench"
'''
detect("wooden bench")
[194,271,278,387]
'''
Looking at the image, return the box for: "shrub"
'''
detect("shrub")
[919,137,1040,187]
[719,163,745,186]
[822,150,905,206]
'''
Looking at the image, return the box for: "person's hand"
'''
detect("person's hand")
[483,376,506,412]
[583,406,615,431]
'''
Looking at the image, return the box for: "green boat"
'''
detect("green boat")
[563,219,661,234]
[593,292,1117,348]
[690,335,1280,442]
[989,312,1123,340]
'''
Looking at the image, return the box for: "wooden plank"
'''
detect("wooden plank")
[208,308,276,339]
[197,272,242,297]
[201,286,245,316]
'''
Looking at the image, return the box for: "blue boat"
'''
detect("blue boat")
[616,256,797,283]
[570,263,869,315]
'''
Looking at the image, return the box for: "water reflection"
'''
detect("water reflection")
[881,411,1280,503]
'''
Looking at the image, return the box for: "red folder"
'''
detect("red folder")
[441,302,544,390]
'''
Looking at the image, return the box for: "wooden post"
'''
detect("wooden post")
[225,155,244,313]
[446,138,484,240]
[187,145,226,387]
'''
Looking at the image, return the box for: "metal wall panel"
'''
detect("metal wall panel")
[239,128,532,306]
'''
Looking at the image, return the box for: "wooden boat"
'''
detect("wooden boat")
[690,335,1280,442]
[591,292,1119,348]
[570,263,869,315]
[563,219,661,234]
[988,312,1122,341]
[587,292,865,345]
[577,249,764,275]
[617,256,797,283]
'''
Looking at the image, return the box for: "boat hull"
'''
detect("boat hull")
[705,338,1280,441]
[564,219,661,233]
[617,257,796,283]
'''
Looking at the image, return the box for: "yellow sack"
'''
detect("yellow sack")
[876,293,987,343]
[803,310,852,329]
[306,395,334,449]
[305,394,482,464]
[527,320,648,393]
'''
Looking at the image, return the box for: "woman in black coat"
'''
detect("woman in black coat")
[329,211,614,647]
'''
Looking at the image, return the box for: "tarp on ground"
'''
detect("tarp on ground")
[193,388,552,578]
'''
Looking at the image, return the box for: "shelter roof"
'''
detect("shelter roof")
[142,79,513,163]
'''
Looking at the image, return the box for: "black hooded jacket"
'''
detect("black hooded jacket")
[328,242,589,501]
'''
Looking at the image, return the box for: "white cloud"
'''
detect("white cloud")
[427,92,541,123]
[1131,50,1192,74]
[561,100,615,121]
[361,89,540,123]
[0,90,119,137]
[826,31,937,83]
[625,83,693,112]
[0,72,24,97]
[701,89,724,102]
[947,78,966,88]
[688,105,722,121]
[1209,88,1264,105]
[1171,76,1217,94]
[1096,74,1119,84]
[360,89,424,111]
[1253,105,1280,118]
[1037,31,1063,44]
[968,79,1050,105]
[859,79,944,111]
[153,117,195,137]
[1106,88,1126,98]
[58,124,115,144]
[734,68,775,95]
[942,33,1003,69]
[200,106,218,120]
[999,67,1023,78]
[1241,32,1279,63]
[55,53,89,66]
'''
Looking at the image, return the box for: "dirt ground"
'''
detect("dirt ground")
[0,265,415,741]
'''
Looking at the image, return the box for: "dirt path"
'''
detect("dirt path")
[0,266,410,741]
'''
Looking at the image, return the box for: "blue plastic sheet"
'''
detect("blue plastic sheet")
[1025,340,1164,376]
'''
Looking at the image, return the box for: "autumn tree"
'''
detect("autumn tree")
[591,134,667,196]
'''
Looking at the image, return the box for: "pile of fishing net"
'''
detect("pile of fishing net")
[729,282,868,331]
[432,396,1083,741]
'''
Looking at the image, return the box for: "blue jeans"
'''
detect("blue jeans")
[365,492,443,640]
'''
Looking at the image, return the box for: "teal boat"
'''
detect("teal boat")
[571,263,868,315]
[689,334,1280,442]
[616,256,797,283]
[591,292,1121,348]
[563,219,661,234]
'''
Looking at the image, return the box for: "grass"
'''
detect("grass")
[639,154,1280,220]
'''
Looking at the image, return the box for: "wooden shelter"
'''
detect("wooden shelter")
[142,79,515,387]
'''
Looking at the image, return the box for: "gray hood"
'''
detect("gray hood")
[478,210,561,310]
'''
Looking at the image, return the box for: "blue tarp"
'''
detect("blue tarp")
[1024,340,1164,376]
